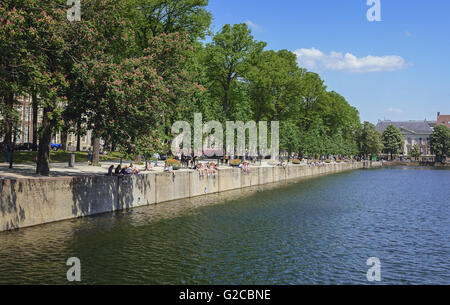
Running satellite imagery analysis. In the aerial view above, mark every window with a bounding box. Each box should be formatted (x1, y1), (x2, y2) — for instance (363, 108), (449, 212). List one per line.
(18, 125), (23, 142)
(24, 125), (29, 143)
(25, 106), (31, 122)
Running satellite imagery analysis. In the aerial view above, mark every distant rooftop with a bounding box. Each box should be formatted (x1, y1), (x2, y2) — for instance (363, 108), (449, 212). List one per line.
(376, 120), (433, 134)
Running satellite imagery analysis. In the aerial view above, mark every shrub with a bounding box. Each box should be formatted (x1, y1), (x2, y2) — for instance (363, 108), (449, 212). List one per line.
(229, 159), (242, 167)
(165, 159), (181, 170)
(292, 159), (301, 164)
(325, 159), (331, 163)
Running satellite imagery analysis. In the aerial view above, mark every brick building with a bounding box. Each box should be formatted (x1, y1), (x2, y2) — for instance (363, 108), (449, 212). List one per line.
(437, 112), (450, 128)
(1, 96), (93, 151)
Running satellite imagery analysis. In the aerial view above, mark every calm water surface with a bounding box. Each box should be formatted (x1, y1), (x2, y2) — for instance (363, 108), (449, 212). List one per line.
(0, 167), (449, 284)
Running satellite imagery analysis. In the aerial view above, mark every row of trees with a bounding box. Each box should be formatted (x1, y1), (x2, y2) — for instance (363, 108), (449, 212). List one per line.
(2, 0), (447, 175)
(1, 0), (207, 174)
(197, 24), (362, 159)
(355, 122), (403, 160)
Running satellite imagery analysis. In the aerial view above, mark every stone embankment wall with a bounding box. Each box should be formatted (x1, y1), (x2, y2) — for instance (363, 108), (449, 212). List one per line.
(0, 161), (382, 231)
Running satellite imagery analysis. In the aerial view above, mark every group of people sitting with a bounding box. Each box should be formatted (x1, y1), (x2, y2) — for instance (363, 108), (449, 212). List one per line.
(106, 163), (140, 176)
(238, 162), (251, 173)
(106, 160), (255, 178)
(195, 162), (217, 177)
(308, 161), (326, 167)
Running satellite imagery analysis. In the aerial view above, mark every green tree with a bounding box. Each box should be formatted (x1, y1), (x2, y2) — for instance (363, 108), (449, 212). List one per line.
(296, 72), (327, 131)
(74, 33), (199, 162)
(280, 120), (300, 160)
(314, 91), (360, 140)
(247, 50), (300, 123)
(430, 125), (450, 162)
(203, 23), (266, 115)
(382, 125), (404, 159)
(0, 0), (40, 168)
(355, 122), (383, 159)
(125, 0), (212, 51)
(410, 144), (421, 160)
(300, 119), (329, 157)
(0, 0), (78, 174)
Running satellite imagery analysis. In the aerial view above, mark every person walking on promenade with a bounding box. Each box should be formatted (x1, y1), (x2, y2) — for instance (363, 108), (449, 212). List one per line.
(153, 152), (159, 167)
(87, 147), (93, 164)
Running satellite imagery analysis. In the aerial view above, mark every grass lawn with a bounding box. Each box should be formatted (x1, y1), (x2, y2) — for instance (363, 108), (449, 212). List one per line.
(0, 150), (123, 164)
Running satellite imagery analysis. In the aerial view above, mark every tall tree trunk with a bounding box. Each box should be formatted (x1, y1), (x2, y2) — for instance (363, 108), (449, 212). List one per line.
(76, 121), (81, 152)
(61, 131), (68, 151)
(92, 137), (100, 166)
(36, 107), (53, 176)
(9, 121), (18, 169)
(4, 92), (15, 168)
(4, 127), (12, 168)
(32, 90), (39, 151)
(135, 154), (142, 163)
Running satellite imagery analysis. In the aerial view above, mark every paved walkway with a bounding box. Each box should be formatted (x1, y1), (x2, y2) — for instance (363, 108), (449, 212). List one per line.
(0, 160), (285, 180)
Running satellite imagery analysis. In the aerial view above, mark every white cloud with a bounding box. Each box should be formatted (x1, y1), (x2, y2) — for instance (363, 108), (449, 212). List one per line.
(294, 47), (406, 73)
(245, 20), (262, 32)
(405, 31), (413, 37)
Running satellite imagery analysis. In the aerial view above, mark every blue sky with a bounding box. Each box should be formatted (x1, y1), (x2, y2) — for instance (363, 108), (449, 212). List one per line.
(206, 0), (450, 124)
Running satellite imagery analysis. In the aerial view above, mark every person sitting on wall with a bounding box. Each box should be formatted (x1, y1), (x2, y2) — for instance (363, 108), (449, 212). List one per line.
(106, 165), (114, 176)
(115, 165), (122, 176)
(242, 162), (250, 174)
(164, 164), (173, 174)
(209, 163), (217, 177)
(129, 163), (139, 174)
(120, 167), (128, 176)
(164, 164), (176, 181)
(144, 162), (153, 171)
(205, 163), (213, 177)
(205, 163), (210, 176)
(196, 163), (204, 177)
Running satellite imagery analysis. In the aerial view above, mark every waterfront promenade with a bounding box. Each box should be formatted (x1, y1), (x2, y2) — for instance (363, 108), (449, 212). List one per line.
(0, 161), (381, 232)
(0, 161), (178, 180)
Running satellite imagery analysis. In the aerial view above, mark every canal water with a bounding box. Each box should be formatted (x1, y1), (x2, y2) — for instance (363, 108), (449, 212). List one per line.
(0, 167), (449, 284)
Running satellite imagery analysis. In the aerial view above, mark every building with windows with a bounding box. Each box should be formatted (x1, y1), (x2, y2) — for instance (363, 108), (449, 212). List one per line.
(376, 120), (433, 156)
(1, 96), (93, 151)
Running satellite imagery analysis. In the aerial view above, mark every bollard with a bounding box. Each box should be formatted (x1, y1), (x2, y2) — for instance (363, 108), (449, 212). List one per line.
(69, 153), (75, 168)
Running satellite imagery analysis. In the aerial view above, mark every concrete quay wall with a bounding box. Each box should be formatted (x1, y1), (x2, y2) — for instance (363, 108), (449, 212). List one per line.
(0, 161), (381, 231)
